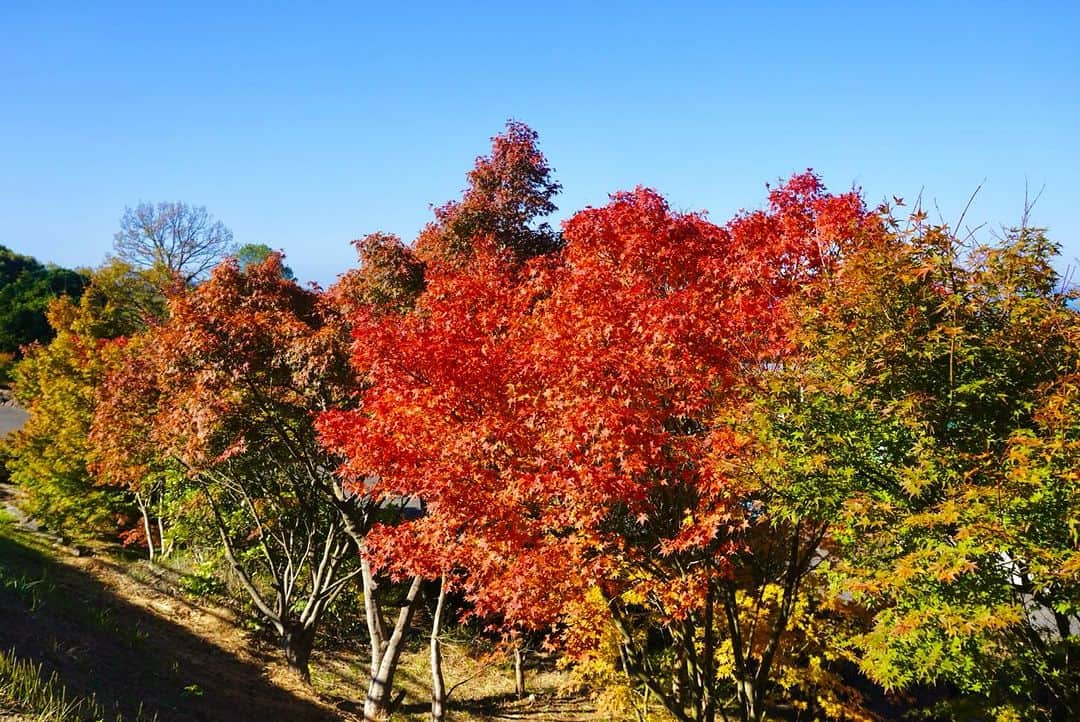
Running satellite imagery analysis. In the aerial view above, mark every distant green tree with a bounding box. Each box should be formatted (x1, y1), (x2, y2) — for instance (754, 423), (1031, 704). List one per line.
(0, 245), (87, 362)
(235, 243), (296, 280)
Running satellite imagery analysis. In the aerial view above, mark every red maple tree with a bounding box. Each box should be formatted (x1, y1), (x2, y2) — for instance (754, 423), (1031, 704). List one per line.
(320, 172), (877, 720)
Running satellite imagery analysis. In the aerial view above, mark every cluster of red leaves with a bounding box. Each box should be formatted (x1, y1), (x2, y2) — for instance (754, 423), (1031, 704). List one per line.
(318, 172), (878, 637)
(414, 120), (562, 264)
(93, 254), (353, 485)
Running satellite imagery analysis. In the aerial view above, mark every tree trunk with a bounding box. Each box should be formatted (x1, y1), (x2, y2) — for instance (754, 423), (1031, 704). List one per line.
(702, 584), (716, 722)
(282, 623), (316, 683)
(361, 554), (388, 678)
(156, 506), (169, 557)
(430, 576), (447, 722)
(134, 492), (155, 562)
(737, 677), (759, 722)
(514, 645), (526, 699)
(637, 685), (650, 722)
(364, 574), (424, 721)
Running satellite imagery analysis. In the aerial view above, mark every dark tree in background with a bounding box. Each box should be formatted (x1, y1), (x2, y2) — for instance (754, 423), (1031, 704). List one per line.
(113, 202), (236, 284)
(0, 245), (87, 381)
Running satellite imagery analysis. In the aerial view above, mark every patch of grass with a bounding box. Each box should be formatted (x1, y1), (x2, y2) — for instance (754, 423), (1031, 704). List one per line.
(0, 565), (52, 610)
(0, 521), (57, 611)
(0, 647), (155, 721)
(179, 684), (203, 698)
(0, 521), (144, 651)
(177, 562), (226, 598)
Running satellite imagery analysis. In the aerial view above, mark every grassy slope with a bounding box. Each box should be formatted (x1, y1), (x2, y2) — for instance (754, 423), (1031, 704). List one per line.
(0, 488), (599, 722)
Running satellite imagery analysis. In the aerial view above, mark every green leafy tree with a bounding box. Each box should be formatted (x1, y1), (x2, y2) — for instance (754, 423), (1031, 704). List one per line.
(768, 213), (1080, 720)
(0, 245), (87, 381)
(235, 243), (296, 280)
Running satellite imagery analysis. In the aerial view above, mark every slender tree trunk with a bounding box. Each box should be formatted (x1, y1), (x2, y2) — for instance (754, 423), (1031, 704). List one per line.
(430, 576), (447, 722)
(364, 574), (424, 721)
(636, 685), (650, 722)
(361, 555), (388, 679)
(514, 645), (526, 699)
(282, 623), (316, 683)
(134, 492), (155, 562)
(156, 515), (167, 556)
(673, 644), (687, 711)
(702, 584), (716, 722)
(156, 486), (170, 557)
(743, 677), (760, 716)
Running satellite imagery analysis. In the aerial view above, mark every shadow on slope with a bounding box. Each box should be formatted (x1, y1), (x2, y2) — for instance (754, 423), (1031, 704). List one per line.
(0, 527), (340, 722)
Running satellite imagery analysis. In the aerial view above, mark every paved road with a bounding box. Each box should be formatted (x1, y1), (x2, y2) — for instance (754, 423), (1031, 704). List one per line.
(0, 406), (27, 438)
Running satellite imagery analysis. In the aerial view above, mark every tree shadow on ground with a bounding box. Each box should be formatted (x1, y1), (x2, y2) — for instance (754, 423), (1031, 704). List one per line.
(0, 529), (340, 722)
(399, 693), (595, 722)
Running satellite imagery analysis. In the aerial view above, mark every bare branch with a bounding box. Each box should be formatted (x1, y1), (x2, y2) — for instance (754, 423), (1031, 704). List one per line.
(113, 201), (236, 283)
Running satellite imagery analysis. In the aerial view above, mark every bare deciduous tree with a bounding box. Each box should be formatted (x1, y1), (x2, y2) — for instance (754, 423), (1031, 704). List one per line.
(113, 201), (236, 283)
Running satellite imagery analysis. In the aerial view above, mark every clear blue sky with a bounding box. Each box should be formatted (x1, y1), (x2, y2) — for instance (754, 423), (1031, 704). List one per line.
(2, 1), (1077, 286)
